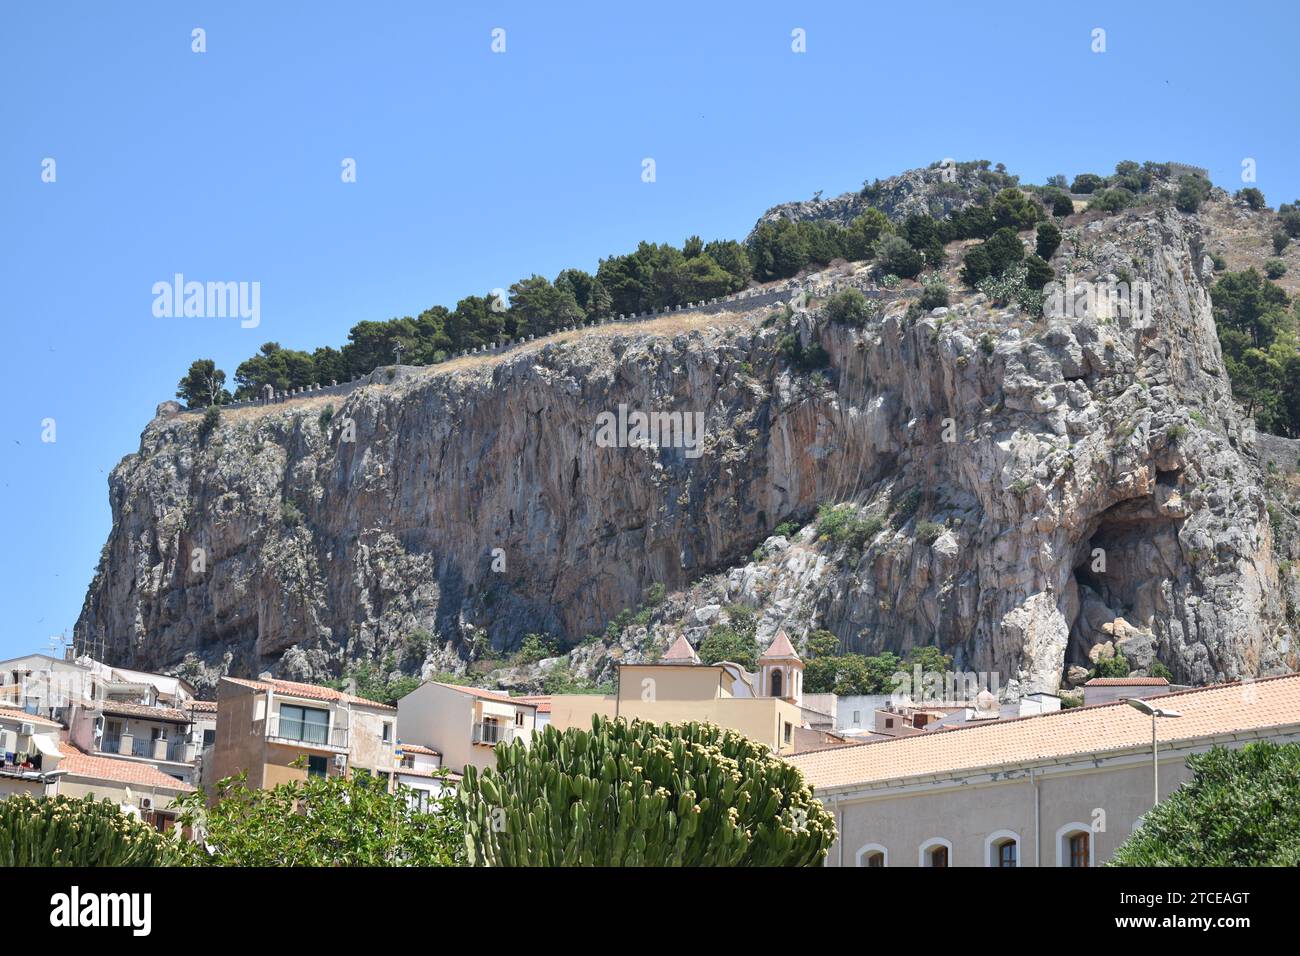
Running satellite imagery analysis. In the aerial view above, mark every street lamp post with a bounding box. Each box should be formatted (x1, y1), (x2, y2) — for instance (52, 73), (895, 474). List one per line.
(1124, 697), (1182, 807)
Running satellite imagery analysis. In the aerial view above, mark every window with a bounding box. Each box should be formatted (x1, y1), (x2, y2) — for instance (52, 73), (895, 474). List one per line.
(865, 851), (884, 867)
(852, 710), (860, 725)
(278, 705), (330, 745)
(783, 722), (792, 745)
(919, 839), (952, 867)
(202, 729), (215, 746)
(1056, 824), (1093, 867)
(771, 670), (783, 697)
(515, 711), (524, 727)
(885, 718), (894, 728)
(382, 722), (392, 743)
(985, 830), (1020, 867)
(1069, 832), (1090, 868)
(307, 755), (328, 778)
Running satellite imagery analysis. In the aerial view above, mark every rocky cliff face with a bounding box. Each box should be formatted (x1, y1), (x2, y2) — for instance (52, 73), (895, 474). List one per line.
(76, 177), (1296, 694)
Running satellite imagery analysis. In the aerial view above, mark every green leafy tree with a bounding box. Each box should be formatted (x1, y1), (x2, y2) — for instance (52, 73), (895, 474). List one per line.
(176, 359), (231, 408)
(825, 287), (874, 326)
(507, 275), (584, 338)
(1089, 652), (1130, 679)
(1174, 174), (1211, 214)
(1111, 742), (1300, 866)
(1236, 187), (1266, 210)
(1070, 173), (1105, 194)
(458, 716), (836, 865)
(1035, 221), (1062, 260)
(0, 793), (182, 866)
(991, 188), (1042, 231)
(175, 767), (462, 866)
(875, 235), (924, 279)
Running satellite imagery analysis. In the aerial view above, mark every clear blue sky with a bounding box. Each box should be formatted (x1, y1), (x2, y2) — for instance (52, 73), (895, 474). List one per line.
(1, 0), (1296, 661)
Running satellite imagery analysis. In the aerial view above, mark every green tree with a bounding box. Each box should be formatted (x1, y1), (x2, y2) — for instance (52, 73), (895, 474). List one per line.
(1111, 742), (1300, 866)
(175, 767), (462, 866)
(176, 358), (231, 408)
(1070, 173), (1105, 194)
(875, 235), (924, 279)
(825, 287), (874, 326)
(458, 716), (836, 865)
(1236, 187), (1266, 211)
(1174, 174), (1211, 214)
(991, 188), (1042, 231)
(1089, 652), (1130, 679)
(1035, 221), (1062, 260)
(507, 275), (584, 338)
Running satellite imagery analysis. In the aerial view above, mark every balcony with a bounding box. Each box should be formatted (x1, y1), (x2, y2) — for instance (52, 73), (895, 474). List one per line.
(471, 721), (516, 746)
(102, 734), (196, 765)
(256, 715), (348, 751)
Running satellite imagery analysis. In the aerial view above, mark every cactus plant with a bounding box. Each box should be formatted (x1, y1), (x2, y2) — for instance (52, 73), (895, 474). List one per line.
(458, 715), (836, 866)
(0, 793), (180, 867)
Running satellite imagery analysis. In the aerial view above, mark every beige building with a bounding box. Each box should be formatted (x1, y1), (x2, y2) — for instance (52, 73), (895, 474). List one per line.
(787, 673), (1300, 867)
(49, 741), (195, 831)
(397, 681), (537, 776)
(394, 742), (459, 810)
(0, 706), (63, 798)
(549, 632), (816, 756)
(210, 676), (397, 790)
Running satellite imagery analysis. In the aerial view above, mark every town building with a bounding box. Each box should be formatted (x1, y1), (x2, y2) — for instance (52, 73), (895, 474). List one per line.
(0, 707), (63, 798)
(209, 676), (397, 790)
(548, 632), (823, 755)
(48, 742), (195, 831)
(787, 673), (1300, 867)
(397, 681), (538, 775)
(394, 742), (459, 810)
(1081, 676), (1174, 707)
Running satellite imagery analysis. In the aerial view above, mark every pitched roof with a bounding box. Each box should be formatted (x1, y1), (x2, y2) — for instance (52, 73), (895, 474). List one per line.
(223, 676), (395, 710)
(661, 634), (700, 664)
(1083, 676), (1170, 686)
(514, 695), (552, 714)
(426, 682), (536, 708)
(397, 742), (440, 756)
(786, 673), (1300, 793)
(759, 630), (800, 663)
(98, 700), (191, 723)
(54, 742), (195, 792)
(186, 700), (218, 713)
(0, 707), (61, 728)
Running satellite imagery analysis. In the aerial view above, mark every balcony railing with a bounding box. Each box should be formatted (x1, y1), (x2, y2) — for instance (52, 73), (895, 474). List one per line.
(472, 721), (516, 746)
(102, 735), (196, 764)
(257, 715), (348, 750)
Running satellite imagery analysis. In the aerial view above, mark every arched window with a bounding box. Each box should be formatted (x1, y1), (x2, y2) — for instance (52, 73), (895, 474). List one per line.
(770, 669), (783, 698)
(984, 830), (1021, 868)
(1055, 824), (1094, 867)
(919, 838), (952, 867)
(855, 843), (888, 867)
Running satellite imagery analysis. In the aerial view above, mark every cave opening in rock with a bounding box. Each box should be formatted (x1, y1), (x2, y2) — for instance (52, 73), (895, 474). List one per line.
(1068, 495), (1184, 667)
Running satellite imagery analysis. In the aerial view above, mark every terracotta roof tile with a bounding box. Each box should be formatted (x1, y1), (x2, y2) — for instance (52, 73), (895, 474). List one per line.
(397, 743), (440, 756)
(223, 676), (395, 710)
(54, 742), (194, 792)
(661, 634), (700, 663)
(0, 707), (61, 728)
(98, 700), (191, 723)
(759, 630), (800, 662)
(514, 695), (552, 713)
(787, 673), (1300, 793)
(1083, 676), (1170, 686)
(186, 700), (218, 713)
